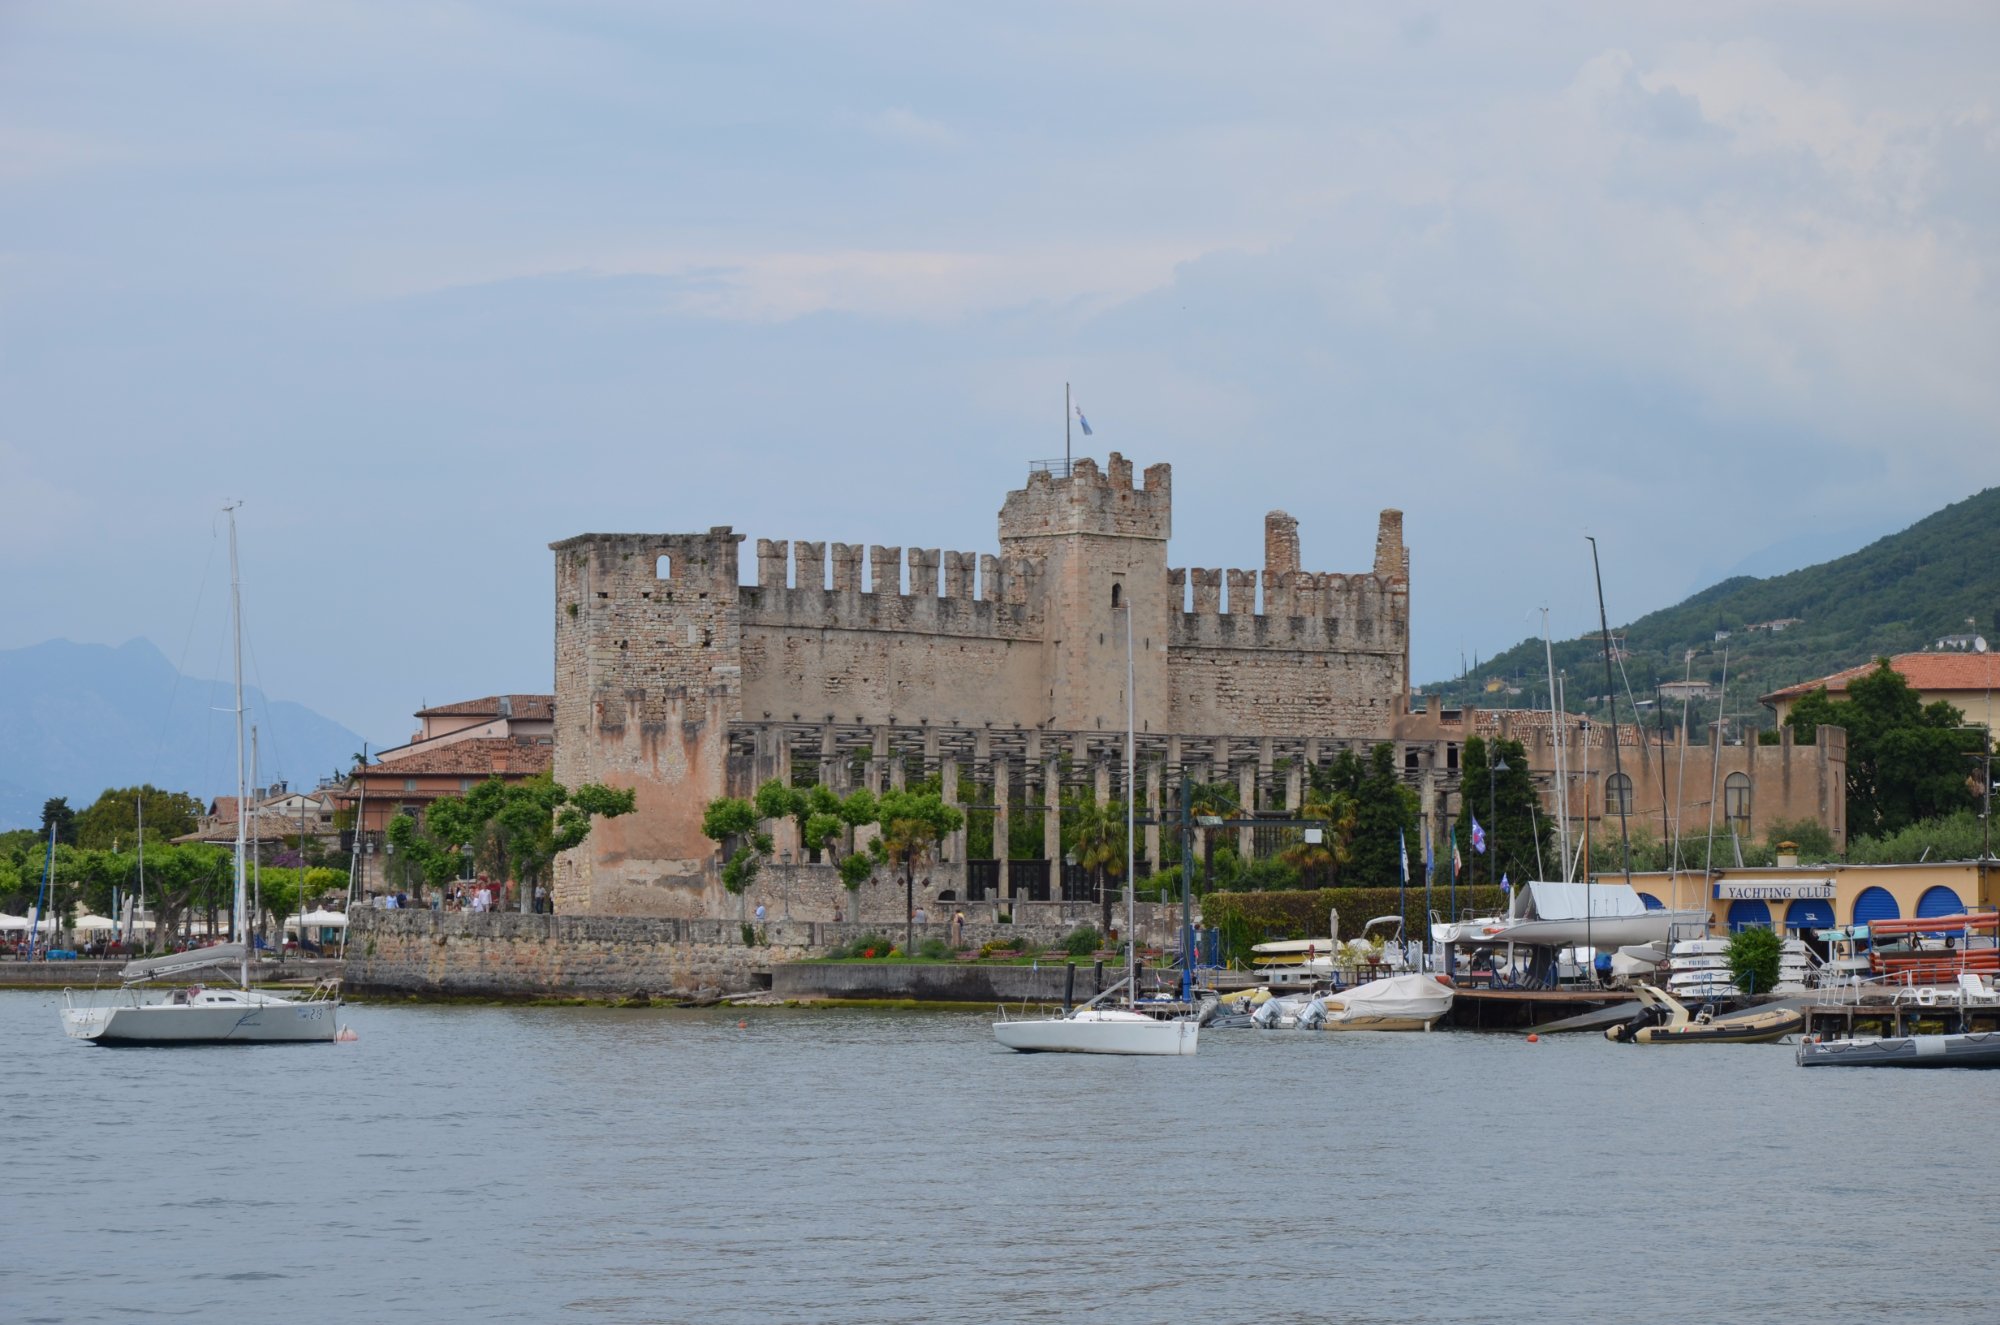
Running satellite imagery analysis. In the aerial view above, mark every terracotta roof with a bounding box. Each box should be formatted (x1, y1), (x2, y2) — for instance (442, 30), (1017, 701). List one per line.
(174, 809), (337, 845)
(351, 737), (553, 779)
(1760, 652), (2000, 705)
(415, 694), (554, 720)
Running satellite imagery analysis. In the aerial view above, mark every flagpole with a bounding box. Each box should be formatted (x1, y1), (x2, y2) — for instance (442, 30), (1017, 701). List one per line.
(1065, 381), (1071, 473)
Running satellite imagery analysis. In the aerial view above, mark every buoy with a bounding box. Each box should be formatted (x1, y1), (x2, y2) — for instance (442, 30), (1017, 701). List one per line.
(738, 1019), (748, 1028)
(1526, 1033), (1540, 1043)
(336, 1026), (359, 1042)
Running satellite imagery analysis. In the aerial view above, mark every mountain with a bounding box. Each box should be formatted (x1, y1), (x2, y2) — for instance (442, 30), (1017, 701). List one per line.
(0, 638), (371, 831)
(1423, 486), (2000, 723)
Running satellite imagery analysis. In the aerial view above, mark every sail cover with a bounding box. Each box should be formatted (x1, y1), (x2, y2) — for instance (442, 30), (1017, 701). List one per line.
(119, 943), (249, 982)
(1525, 881), (1648, 921)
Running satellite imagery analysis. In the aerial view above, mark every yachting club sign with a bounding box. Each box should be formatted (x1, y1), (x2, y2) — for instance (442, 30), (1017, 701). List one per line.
(1715, 879), (1837, 901)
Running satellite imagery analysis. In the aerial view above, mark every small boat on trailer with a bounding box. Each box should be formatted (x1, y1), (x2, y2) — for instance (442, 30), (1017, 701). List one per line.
(1798, 1030), (2000, 1069)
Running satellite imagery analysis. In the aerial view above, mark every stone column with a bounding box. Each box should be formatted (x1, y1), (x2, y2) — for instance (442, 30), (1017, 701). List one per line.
(1145, 761), (1162, 872)
(1042, 756), (1061, 865)
(1237, 760), (1256, 859)
(994, 757), (1011, 902)
(1285, 760), (1302, 814)
(942, 755), (962, 864)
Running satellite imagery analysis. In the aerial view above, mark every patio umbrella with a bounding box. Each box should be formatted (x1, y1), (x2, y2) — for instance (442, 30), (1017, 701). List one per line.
(73, 914), (119, 932)
(0, 913), (27, 931)
(298, 909), (349, 927)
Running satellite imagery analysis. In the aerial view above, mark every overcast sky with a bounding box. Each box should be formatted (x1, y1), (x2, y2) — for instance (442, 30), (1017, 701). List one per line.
(3, 1), (1996, 754)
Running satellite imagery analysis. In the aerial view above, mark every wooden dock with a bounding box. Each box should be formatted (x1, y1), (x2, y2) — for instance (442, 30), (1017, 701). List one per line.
(1801, 997), (2000, 1040)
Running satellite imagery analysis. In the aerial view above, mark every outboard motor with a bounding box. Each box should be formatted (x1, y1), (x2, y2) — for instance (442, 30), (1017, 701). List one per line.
(1251, 996), (1284, 1030)
(1298, 996), (1328, 1030)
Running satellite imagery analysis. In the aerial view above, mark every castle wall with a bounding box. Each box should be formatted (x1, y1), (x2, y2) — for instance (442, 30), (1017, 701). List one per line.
(552, 457), (1418, 916)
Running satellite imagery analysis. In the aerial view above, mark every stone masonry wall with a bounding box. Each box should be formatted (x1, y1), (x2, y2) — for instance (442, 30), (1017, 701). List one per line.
(344, 907), (1185, 1000)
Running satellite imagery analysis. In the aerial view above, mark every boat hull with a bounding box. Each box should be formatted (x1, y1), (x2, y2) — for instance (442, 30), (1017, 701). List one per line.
(1634, 1008), (1802, 1045)
(62, 994), (340, 1045)
(1797, 1031), (2000, 1068)
(993, 1012), (1199, 1056)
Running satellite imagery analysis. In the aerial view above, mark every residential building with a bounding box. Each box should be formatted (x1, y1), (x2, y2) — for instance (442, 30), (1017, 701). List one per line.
(1760, 652), (2000, 737)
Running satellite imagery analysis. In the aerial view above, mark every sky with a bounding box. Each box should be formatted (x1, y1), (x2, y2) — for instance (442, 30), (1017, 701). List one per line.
(3, 1), (1997, 750)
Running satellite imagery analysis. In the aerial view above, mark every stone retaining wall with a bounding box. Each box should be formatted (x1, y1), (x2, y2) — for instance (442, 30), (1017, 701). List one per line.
(343, 906), (1187, 1001)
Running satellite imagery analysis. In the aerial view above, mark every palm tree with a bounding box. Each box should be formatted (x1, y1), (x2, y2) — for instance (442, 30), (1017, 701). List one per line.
(1068, 802), (1127, 933)
(1283, 789), (1358, 887)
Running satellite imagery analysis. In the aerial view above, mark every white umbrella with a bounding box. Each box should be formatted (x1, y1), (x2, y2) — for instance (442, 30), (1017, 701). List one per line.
(0, 913), (27, 932)
(73, 914), (119, 932)
(298, 909), (349, 928)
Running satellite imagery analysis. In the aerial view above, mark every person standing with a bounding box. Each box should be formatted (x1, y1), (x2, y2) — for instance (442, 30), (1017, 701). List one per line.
(952, 910), (965, 947)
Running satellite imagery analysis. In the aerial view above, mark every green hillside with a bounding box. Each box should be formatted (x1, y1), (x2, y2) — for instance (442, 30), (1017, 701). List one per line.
(1423, 486), (2000, 730)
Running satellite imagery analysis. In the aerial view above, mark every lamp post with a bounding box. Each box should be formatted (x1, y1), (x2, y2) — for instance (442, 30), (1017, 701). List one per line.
(1490, 754), (1510, 894)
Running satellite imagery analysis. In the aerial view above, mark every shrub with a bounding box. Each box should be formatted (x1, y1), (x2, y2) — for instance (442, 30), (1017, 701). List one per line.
(916, 937), (952, 960)
(832, 932), (899, 960)
(1727, 926), (1783, 995)
(979, 938), (1017, 957)
(1014, 936), (1041, 958)
(1061, 925), (1101, 957)
(740, 922), (757, 947)
(1198, 886), (1508, 966)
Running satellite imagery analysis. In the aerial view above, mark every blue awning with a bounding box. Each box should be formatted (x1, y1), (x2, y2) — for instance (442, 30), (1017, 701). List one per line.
(1785, 898), (1835, 933)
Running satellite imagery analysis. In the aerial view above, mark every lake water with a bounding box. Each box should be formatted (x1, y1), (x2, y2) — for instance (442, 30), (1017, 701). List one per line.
(3, 990), (1995, 1324)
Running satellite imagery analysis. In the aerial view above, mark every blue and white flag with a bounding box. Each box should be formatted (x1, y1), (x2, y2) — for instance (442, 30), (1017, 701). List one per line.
(1398, 829), (1410, 884)
(1470, 814), (1487, 854)
(1501, 873), (1512, 891)
(1074, 403), (1093, 436)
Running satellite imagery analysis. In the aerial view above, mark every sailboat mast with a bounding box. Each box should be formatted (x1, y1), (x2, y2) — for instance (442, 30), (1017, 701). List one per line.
(1541, 609), (1569, 880)
(135, 794), (145, 949)
(1587, 536), (1633, 968)
(1124, 600), (1135, 1002)
(227, 503), (249, 990)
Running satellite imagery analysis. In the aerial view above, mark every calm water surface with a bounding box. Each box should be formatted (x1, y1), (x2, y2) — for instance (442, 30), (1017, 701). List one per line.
(2, 990), (1995, 1324)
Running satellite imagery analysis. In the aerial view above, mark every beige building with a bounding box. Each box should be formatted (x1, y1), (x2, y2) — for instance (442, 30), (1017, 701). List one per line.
(1761, 651), (2000, 737)
(1626, 859), (1996, 934)
(552, 454), (1415, 916)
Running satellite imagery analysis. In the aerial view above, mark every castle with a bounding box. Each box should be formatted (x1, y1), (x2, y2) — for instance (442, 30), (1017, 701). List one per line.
(550, 454), (1413, 915)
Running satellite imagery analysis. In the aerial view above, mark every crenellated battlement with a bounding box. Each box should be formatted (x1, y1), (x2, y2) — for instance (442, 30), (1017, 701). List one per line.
(998, 451), (1172, 549)
(736, 537), (1047, 640)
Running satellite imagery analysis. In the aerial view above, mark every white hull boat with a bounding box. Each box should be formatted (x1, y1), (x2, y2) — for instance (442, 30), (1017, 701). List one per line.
(993, 1007), (1199, 1056)
(62, 985), (340, 1045)
(61, 943), (343, 1046)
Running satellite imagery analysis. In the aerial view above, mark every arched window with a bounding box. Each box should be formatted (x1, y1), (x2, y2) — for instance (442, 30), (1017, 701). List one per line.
(1724, 772), (1752, 828)
(1605, 772), (1632, 815)
(1111, 582), (1122, 609)
(656, 554), (673, 580)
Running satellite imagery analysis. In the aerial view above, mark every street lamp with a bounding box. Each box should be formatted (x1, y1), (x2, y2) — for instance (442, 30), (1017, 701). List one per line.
(1490, 754), (1510, 893)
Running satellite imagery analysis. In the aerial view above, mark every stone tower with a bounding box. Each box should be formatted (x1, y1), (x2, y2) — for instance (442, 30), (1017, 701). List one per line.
(550, 526), (746, 913)
(997, 454), (1173, 733)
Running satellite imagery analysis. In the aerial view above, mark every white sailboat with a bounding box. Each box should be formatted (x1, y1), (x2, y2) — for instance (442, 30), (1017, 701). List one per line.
(994, 601), (1199, 1056)
(61, 505), (346, 1046)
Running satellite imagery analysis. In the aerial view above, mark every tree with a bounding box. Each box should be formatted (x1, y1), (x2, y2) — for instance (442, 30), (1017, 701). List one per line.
(1727, 925), (1783, 996)
(1785, 661), (1982, 837)
(1453, 736), (1551, 889)
(74, 786), (203, 850)
(1282, 787), (1357, 886)
(1307, 744), (1415, 885)
(1064, 799), (1128, 931)
(867, 788), (963, 951)
(402, 774), (636, 912)
(41, 797), (76, 846)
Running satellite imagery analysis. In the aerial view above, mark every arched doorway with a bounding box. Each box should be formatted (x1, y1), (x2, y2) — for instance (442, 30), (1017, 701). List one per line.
(1916, 884), (1967, 936)
(1786, 898), (1836, 961)
(1727, 899), (1773, 932)
(1852, 886), (1900, 928)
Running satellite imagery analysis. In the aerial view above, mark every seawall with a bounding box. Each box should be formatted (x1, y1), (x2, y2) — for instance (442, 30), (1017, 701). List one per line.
(342, 909), (1181, 1001)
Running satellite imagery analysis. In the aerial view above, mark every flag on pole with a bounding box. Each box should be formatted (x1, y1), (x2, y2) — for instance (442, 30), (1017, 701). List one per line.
(1398, 829), (1410, 885)
(1471, 814), (1487, 854)
(1501, 873), (1511, 891)
(1073, 403), (1093, 436)
(1451, 832), (1462, 878)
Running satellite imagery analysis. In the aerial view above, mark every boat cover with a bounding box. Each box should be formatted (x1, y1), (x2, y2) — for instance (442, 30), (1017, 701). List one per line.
(1330, 973), (1454, 1022)
(1525, 881), (1648, 921)
(119, 944), (249, 982)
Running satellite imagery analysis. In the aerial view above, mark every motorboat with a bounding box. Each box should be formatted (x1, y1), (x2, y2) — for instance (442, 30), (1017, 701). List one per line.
(62, 945), (342, 1045)
(1302, 972), (1453, 1031)
(1605, 985), (1801, 1045)
(1798, 1030), (2000, 1069)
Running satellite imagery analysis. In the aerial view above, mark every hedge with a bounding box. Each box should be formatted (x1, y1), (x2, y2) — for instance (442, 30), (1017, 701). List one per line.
(1199, 887), (1509, 965)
